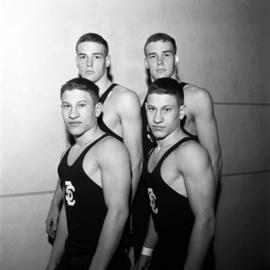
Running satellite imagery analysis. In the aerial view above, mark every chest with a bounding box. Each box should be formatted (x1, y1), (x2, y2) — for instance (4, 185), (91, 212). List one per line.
(101, 96), (122, 135)
(148, 151), (187, 197)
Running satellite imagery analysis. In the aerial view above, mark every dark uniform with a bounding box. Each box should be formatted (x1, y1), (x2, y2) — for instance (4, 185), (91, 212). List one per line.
(144, 137), (215, 269)
(57, 134), (129, 270)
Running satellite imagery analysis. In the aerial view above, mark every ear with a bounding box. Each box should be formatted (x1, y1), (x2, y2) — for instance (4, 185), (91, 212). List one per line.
(179, 104), (185, 120)
(105, 55), (111, 68)
(144, 58), (149, 69)
(75, 55), (79, 68)
(175, 54), (179, 64)
(95, 102), (103, 117)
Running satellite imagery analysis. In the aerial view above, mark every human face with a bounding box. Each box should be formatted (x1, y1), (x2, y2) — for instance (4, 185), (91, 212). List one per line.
(76, 41), (110, 83)
(146, 93), (181, 140)
(61, 89), (101, 138)
(145, 41), (177, 81)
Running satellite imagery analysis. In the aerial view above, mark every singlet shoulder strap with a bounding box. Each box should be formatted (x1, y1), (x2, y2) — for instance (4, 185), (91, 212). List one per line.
(157, 137), (196, 168)
(179, 81), (187, 88)
(61, 146), (72, 163)
(76, 134), (109, 164)
(100, 83), (118, 104)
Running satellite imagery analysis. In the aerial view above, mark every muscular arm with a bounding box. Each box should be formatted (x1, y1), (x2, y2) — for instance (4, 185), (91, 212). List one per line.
(45, 193), (67, 270)
(191, 87), (222, 183)
(179, 143), (216, 270)
(46, 179), (63, 238)
(89, 139), (131, 270)
(118, 89), (143, 201)
(134, 214), (158, 270)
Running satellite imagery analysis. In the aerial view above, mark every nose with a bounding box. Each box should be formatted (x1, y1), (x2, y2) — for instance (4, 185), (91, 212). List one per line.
(157, 55), (164, 65)
(153, 110), (163, 123)
(69, 106), (79, 119)
(87, 56), (93, 67)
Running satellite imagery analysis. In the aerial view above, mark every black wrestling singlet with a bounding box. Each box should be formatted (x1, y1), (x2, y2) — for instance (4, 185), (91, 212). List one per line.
(98, 83), (123, 141)
(144, 136), (215, 269)
(144, 137), (195, 269)
(57, 134), (130, 269)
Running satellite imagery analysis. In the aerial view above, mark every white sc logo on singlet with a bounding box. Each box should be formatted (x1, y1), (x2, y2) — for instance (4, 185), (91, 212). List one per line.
(65, 181), (76, 206)
(148, 188), (158, 214)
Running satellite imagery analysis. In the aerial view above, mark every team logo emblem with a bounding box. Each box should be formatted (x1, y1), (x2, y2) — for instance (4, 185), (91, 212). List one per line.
(65, 181), (75, 206)
(148, 188), (158, 214)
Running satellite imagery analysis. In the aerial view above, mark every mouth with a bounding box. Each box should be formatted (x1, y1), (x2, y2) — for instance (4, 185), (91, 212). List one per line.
(85, 70), (95, 75)
(151, 125), (165, 131)
(68, 122), (82, 127)
(156, 68), (166, 73)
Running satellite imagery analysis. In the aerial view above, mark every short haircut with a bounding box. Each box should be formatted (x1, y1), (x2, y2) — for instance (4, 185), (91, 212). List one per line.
(75, 33), (109, 56)
(144, 33), (177, 56)
(60, 77), (100, 105)
(147, 77), (184, 106)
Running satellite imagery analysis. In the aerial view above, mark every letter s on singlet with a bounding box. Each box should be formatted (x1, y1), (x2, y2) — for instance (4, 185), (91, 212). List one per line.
(148, 188), (158, 214)
(65, 181), (76, 206)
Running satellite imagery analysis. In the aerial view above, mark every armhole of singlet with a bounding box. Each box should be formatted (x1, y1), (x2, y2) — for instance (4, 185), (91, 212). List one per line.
(99, 83), (117, 103)
(157, 137), (196, 167)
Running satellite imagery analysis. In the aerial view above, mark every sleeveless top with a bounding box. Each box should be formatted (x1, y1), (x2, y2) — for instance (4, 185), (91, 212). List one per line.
(58, 134), (109, 248)
(98, 83), (123, 142)
(143, 137), (196, 267)
(141, 82), (198, 159)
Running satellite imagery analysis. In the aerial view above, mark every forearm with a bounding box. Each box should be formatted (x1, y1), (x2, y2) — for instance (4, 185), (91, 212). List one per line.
(131, 157), (143, 202)
(50, 179), (63, 210)
(142, 214), (158, 249)
(47, 208), (68, 268)
(211, 151), (222, 184)
(184, 216), (215, 270)
(90, 207), (129, 270)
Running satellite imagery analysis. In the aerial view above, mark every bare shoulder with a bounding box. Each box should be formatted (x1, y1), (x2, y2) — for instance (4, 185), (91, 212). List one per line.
(111, 84), (141, 108)
(184, 83), (214, 115)
(60, 146), (70, 160)
(174, 139), (210, 168)
(95, 135), (130, 161)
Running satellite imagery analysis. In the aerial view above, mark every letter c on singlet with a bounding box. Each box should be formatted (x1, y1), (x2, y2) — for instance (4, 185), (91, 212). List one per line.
(148, 188), (158, 214)
(65, 181), (76, 206)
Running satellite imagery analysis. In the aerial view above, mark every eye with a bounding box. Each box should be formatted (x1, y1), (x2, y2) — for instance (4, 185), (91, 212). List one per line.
(163, 53), (172, 58)
(78, 55), (86, 59)
(94, 55), (102, 59)
(148, 54), (156, 60)
(163, 108), (172, 112)
(62, 104), (70, 109)
(147, 107), (155, 112)
(78, 103), (86, 108)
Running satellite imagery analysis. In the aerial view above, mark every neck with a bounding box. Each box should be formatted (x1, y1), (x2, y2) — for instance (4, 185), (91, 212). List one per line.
(74, 125), (103, 146)
(95, 74), (112, 96)
(156, 127), (186, 150)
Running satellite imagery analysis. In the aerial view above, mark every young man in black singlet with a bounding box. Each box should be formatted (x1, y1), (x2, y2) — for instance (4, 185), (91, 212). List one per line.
(134, 78), (216, 270)
(46, 33), (143, 240)
(132, 33), (222, 260)
(45, 78), (131, 270)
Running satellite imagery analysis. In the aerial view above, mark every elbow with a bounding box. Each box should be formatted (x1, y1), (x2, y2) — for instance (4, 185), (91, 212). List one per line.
(111, 206), (129, 228)
(205, 214), (216, 240)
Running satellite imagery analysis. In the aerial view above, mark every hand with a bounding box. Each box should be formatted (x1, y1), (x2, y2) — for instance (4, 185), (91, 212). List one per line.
(44, 261), (56, 270)
(133, 254), (152, 270)
(46, 205), (60, 238)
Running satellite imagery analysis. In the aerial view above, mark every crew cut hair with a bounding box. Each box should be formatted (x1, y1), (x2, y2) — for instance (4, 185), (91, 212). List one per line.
(60, 77), (100, 105)
(147, 77), (184, 106)
(144, 33), (177, 56)
(75, 33), (109, 56)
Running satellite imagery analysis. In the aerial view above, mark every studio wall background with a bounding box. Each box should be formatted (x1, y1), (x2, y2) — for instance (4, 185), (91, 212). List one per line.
(1, 0), (269, 269)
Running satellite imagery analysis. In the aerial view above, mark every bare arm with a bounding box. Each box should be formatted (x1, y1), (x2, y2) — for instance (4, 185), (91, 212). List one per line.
(134, 214), (158, 270)
(118, 89), (143, 201)
(46, 179), (63, 238)
(45, 194), (68, 270)
(89, 139), (131, 270)
(191, 87), (222, 183)
(179, 143), (216, 270)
